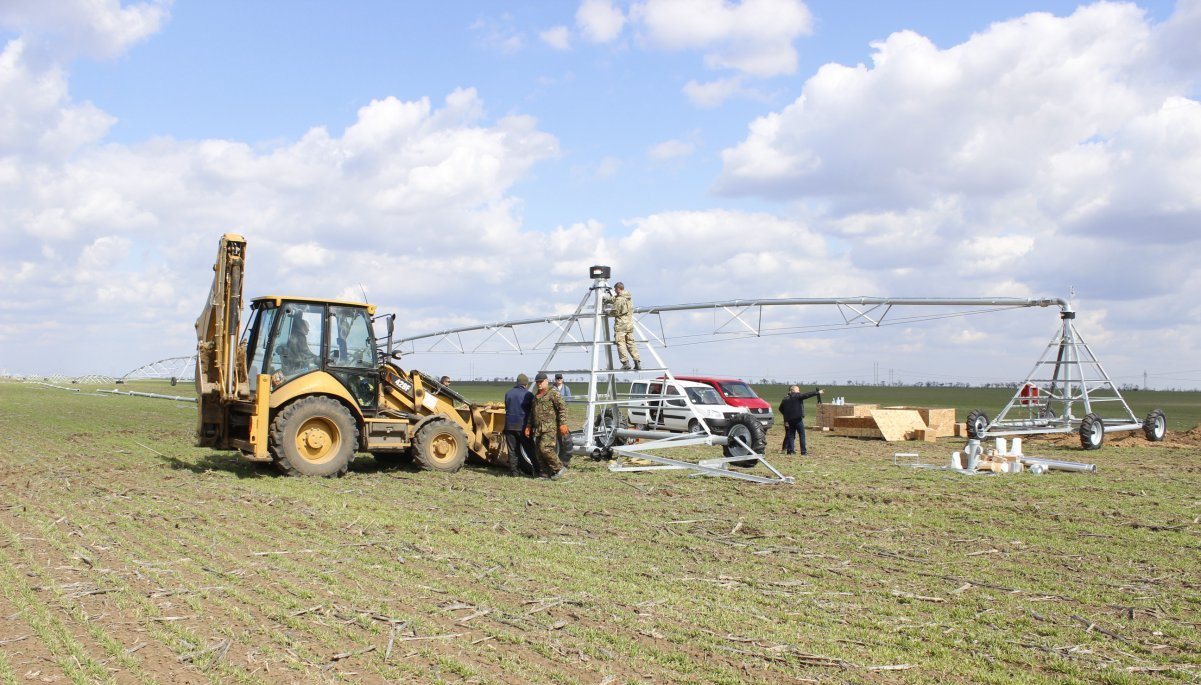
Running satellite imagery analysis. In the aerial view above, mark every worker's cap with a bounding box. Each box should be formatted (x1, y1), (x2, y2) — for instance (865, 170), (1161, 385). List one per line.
(554, 373), (564, 380)
(517, 373), (529, 385)
(534, 371), (548, 382)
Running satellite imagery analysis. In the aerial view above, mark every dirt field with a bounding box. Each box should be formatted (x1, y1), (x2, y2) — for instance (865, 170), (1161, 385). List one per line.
(1, 380), (1198, 684)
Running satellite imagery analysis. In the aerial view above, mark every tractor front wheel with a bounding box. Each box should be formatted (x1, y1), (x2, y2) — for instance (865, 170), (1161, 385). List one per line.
(413, 419), (469, 473)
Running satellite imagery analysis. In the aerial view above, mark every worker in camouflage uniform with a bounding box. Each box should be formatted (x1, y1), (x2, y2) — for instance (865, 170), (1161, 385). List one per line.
(603, 281), (641, 371)
(524, 371), (569, 479)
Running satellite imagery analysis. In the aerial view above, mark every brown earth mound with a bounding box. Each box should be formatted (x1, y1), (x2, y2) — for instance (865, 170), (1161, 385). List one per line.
(1028, 426), (1201, 449)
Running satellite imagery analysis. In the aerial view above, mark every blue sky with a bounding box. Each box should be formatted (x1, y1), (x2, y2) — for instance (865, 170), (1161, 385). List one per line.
(0, 0), (1198, 388)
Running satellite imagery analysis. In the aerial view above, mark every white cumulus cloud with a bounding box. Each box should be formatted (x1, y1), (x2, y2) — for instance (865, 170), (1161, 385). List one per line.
(576, 0), (626, 43)
(0, 0), (170, 60)
(633, 0), (812, 77)
(648, 138), (695, 161)
(540, 25), (572, 50)
(711, 1), (1201, 370)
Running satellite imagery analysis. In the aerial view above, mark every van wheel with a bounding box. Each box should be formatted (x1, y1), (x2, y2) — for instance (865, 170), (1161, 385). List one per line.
(724, 414), (767, 467)
(687, 419), (704, 434)
(270, 397), (358, 477)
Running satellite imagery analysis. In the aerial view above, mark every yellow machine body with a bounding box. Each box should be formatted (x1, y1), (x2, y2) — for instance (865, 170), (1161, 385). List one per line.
(195, 234), (507, 475)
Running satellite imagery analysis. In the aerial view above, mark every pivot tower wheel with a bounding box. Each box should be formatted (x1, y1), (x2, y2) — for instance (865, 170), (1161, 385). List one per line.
(965, 410), (989, 440)
(723, 413), (767, 467)
(412, 418), (469, 472)
(1079, 412), (1105, 450)
(1143, 409), (1167, 442)
(270, 396), (359, 477)
(591, 407), (628, 461)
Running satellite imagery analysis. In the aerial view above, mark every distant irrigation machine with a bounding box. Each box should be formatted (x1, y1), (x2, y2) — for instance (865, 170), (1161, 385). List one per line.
(393, 270), (1166, 484)
(965, 308), (1166, 450)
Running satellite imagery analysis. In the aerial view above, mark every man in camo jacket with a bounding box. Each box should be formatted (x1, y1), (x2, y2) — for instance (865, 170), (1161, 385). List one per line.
(603, 281), (641, 371)
(524, 371), (569, 479)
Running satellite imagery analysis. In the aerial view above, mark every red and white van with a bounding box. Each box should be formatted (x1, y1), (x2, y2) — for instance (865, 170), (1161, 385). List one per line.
(669, 376), (774, 429)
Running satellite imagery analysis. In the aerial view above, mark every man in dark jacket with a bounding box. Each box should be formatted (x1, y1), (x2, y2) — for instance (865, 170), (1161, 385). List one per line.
(504, 374), (536, 476)
(779, 385), (822, 455)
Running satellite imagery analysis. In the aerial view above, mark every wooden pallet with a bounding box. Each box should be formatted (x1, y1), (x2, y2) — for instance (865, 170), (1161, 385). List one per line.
(827, 404), (958, 442)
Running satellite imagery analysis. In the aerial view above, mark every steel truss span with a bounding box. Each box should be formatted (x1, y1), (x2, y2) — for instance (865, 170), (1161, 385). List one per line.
(392, 296), (1068, 356)
(120, 355), (197, 382)
(393, 291), (1159, 449)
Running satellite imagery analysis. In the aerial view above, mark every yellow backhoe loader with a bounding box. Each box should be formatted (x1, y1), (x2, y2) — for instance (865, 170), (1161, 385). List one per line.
(195, 233), (507, 476)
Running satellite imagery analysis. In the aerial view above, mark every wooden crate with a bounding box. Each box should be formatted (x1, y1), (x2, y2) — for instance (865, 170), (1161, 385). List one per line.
(817, 403), (878, 429)
(869, 409), (928, 441)
(886, 406), (957, 438)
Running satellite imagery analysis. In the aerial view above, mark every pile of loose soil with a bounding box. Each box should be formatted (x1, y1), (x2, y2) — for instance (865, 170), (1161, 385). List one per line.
(1027, 426), (1199, 449)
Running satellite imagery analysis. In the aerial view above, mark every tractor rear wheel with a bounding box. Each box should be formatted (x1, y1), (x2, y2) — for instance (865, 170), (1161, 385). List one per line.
(270, 397), (358, 477)
(413, 419), (469, 472)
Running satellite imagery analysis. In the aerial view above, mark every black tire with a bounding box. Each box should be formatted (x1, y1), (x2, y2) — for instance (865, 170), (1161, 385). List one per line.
(1079, 412), (1105, 450)
(413, 418), (469, 472)
(594, 407), (628, 450)
(371, 449), (414, 466)
(1143, 409), (1166, 442)
(687, 419), (704, 434)
(269, 397), (358, 477)
(724, 413), (767, 467)
(966, 409), (989, 440)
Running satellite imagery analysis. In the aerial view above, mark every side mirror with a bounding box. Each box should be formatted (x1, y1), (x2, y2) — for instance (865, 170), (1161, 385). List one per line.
(390, 350), (404, 360)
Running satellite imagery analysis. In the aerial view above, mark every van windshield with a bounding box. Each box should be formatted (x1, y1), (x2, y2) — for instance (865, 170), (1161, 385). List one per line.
(718, 381), (758, 399)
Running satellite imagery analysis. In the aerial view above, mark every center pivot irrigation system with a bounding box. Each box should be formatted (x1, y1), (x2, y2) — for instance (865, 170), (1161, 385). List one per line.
(391, 268), (1165, 484)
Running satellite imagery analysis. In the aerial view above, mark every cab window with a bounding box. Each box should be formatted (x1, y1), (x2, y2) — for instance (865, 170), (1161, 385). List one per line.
(271, 303), (324, 383)
(327, 306), (376, 369)
(246, 304), (278, 381)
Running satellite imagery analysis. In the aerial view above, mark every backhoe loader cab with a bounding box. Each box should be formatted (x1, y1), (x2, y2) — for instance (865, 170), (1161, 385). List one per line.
(243, 297), (380, 409)
(196, 233), (507, 477)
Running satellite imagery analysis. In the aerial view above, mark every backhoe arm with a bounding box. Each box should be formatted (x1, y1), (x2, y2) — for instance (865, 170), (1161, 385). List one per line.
(196, 233), (248, 445)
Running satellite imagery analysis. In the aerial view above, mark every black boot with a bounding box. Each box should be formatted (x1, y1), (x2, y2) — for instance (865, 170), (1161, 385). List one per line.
(633, 360), (642, 371)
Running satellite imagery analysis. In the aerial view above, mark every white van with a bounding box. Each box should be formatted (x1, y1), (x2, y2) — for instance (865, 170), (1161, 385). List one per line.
(626, 379), (749, 434)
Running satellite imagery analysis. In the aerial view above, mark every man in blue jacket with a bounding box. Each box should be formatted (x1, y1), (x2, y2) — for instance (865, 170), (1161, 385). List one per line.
(779, 385), (822, 455)
(504, 374), (536, 476)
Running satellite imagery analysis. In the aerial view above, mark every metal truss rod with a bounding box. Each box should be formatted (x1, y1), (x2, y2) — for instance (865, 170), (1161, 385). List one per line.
(394, 297), (1068, 345)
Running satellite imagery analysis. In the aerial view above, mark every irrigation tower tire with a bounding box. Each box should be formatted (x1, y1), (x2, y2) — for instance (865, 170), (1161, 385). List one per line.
(724, 413), (767, 467)
(270, 397), (357, 477)
(412, 418), (469, 473)
(965, 410), (989, 440)
(1079, 413), (1105, 450)
(1142, 409), (1167, 442)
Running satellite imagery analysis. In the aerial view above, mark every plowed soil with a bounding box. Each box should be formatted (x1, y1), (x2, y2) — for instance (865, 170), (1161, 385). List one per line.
(2, 381), (1199, 684)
